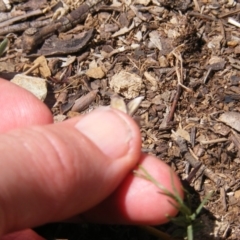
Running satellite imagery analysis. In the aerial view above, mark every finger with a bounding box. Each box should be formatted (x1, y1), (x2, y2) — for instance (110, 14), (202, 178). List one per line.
(0, 229), (44, 240)
(79, 154), (183, 225)
(0, 78), (53, 132)
(0, 108), (141, 235)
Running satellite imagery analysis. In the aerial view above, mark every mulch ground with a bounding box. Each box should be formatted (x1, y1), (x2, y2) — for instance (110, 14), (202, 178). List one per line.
(1, 0), (240, 239)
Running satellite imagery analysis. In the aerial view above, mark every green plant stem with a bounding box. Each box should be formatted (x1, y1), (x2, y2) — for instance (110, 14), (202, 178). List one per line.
(187, 224), (193, 240)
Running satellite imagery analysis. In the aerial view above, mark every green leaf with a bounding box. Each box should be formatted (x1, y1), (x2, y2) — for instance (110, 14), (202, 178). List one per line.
(134, 165), (210, 240)
(0, 38), (8, 57)
(137, 165), (191, 215)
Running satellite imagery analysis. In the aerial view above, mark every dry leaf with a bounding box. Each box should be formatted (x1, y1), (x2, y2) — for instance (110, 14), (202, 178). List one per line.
(61, 56), (76, 67)
(219, 112), (240, 132)
(110, 95), (128, 113)
(174, 128), (191, 142)
(149, 31), (162, 51)
(110, 95), (143, 116)
(127, 96), (144, 116)
(112, 21), (135, 37)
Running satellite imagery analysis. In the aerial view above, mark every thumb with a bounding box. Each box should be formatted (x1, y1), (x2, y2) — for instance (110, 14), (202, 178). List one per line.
(0, 108), (141, 235)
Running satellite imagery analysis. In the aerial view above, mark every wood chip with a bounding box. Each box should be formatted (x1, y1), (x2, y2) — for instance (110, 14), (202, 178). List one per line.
(86, 66), (105, 79)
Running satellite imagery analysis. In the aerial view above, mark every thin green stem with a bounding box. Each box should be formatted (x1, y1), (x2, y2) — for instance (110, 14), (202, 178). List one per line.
(0, 38), (8, 57)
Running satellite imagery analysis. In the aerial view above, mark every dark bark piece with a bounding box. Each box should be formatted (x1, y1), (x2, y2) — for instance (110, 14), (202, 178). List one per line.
(175, 135), (225, 187)
(22, 22), (63, 53)
(119, 13), (129, 27)
(28, 29), (94, 56)
(21, 1), (101, 53)
(71, 90), (98, 112)
(0, 19), (50, 35)
(158, 0), (191, 11)
(0, 9), (43, 28)
(167, 85), (182, 124)
(0, 10), (24, 23)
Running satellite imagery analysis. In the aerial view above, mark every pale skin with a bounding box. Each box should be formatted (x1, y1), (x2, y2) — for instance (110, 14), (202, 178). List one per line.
(0, 78), (183, 240)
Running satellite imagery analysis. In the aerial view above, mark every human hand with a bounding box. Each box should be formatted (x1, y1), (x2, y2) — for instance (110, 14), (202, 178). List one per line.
(0, 78), (183, 240)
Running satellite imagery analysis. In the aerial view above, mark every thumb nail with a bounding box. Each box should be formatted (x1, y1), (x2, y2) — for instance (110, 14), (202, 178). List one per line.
(75, 108), (134, 159)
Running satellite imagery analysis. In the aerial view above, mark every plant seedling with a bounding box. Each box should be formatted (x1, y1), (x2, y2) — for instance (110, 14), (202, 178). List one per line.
(134, 165), (213, 240)
(110, 94), (212, 239)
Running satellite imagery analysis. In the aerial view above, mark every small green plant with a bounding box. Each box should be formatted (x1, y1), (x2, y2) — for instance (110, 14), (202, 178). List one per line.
(134, 165), (212, 240)
(0, 38), (8, 57)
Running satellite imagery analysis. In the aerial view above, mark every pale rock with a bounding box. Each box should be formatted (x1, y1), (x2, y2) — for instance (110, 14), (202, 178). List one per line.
(54, 114), (67, 123)
(110, 71), (142, 99)
(11, 74), (47, 101)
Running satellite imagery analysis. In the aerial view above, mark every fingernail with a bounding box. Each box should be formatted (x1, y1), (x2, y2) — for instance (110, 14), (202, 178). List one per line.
(75, 108), (133, 159)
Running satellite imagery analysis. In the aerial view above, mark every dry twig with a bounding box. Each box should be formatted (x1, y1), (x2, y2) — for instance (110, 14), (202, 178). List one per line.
(173, 133), (224, 187)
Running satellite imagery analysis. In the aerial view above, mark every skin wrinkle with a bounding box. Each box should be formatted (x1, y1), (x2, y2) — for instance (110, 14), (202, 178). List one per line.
(0, 126), (77, 232)
(1, 128), (78, 233)
(32, 127), (72, 184)
(0, 126), (86, 233)
(25, 126), (82, 201)
(8, 128), (62, 191)
(7, 121), (133, 217)
(74, 109), (141, 204)
(0, 131), (62, 231)
(43, 127), (109, 205)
